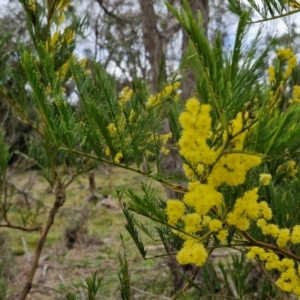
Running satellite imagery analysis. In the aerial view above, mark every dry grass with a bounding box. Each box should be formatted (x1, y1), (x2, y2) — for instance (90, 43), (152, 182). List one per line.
(1, 164), (176, 299)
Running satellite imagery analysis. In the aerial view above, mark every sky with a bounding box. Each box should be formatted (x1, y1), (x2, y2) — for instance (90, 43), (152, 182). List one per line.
(0, 0), (299, 105)
(1, 0), (300, 72)
(1, 0), (298, 47)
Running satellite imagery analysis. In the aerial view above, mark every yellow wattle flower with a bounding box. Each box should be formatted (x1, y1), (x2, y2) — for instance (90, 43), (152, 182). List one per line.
(260, 173), (272, 186)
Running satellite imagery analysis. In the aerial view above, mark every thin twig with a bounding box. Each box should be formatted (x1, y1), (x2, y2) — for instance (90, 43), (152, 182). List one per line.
(1, 185), (41, 232)
(132, 286), (171, 300)
(240, 230), (300, 263)
(94, 0), (131, 23)
(59, 147), (188, 193)
(0, 223), (41, 231)
(144, 251), (177, 260)
(248, 9), (300, 24)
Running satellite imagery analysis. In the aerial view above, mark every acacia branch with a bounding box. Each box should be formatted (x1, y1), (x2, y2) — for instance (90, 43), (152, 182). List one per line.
(240, 230), (300, 263)
(59, 147), (188, 193)
(248, 9), (300, 24)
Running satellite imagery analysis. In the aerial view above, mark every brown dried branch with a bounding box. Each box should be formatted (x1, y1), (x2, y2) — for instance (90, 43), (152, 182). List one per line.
(6, 172), (39, 209)
(0, 223), (41, 231)
(0, 203), (41, 230)
(0, 177), (43, 232)
(19, 182), (66, 300)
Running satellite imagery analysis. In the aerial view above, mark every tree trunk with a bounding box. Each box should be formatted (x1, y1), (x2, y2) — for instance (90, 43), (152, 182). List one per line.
(138, 0), (166, 93)
(181, 0), (209, 100)
(139, 0), (210, 294)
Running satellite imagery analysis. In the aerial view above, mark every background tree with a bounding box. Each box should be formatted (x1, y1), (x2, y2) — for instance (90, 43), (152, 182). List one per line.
(0, 2), (33, 167)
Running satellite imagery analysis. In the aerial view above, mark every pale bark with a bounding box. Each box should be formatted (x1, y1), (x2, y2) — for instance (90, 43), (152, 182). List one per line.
(138, 0), (166, 93)
(181, 0), (209, 100)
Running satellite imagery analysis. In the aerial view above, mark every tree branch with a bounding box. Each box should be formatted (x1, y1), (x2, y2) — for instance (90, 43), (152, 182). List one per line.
(18, 183), (66, 300)
(0, 224), (41, 231)
(94, 0), (130, 24)
(161, 20), (180, 41)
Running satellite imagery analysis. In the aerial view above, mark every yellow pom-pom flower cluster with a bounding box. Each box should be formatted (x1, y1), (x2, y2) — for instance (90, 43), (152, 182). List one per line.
(276, 48), (298, 79)
(114, 152), (123, 163)
(183, 213), (201, 234)
(183, 182), (223, 216)
(177, 239), (208, 266)
(229, 111), (247, 150)
(29, 0), (36, 12)
(166, 200), (185, 226)
(118, 87), (133, 108)
(257, 219), (300, 248)
(247, 247), (300, 295)
(267, 66), (276, 83)
(226, 188), (270, 231)
(178, 98), (220, 167)
(208, 153), (262, 187)
(288, 160), (298, 178)
(288, 0), (300, 9)
(146, 82), (180, 108)
(166, 97), (265, 267)
(290, 86), (300, 104)
(276, 160), (298, 178)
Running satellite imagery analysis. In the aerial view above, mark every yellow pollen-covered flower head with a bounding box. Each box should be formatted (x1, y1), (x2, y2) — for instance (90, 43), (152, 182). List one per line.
(260, 173), (272, 186)
(166, 200), (185, 226)
(176, 240), (208, 267)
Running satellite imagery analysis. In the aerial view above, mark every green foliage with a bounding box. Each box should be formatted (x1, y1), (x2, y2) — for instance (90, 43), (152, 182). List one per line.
(0, 34), (11, 82)
(65, 271), (102, 300)
(250, 102), (300, 156)
(65, 293), (77, 300)
(122, 204), (147, 259)
(70, 60), (174, 173)
(86, 272), (102, 300)
(118, 235), (131, 300)
(167, 0), (274, 135)
(0, 130), (9, 182)
(0, 1), (95, 187)
(227, 0), (300, 22)
(0, 1), (101, 299)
